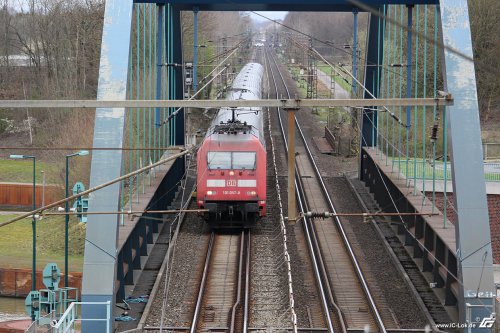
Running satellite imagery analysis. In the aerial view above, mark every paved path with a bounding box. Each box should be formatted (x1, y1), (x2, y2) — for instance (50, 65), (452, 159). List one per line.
(317, 69), (350, 99)
(0, 211), (27, 215)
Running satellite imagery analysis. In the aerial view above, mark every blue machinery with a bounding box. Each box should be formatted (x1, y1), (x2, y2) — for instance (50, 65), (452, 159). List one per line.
(82, 0), (494, 331)
(25, 263), (79, 323)
(72, 182), (89, 223)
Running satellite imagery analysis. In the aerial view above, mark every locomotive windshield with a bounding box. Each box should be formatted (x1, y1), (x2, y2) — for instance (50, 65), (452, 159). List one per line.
(207, 151), (256, 170)
(207, 152), (231, 169)
(232, 152), (256, 169)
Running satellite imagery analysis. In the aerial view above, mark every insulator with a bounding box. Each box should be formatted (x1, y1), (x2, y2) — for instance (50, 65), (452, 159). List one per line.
(305, 211), (330, 219)
(430, 121), (439, 143)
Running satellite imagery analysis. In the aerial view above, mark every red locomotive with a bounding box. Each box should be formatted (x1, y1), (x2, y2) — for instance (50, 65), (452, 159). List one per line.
(196, 63), (266, 226)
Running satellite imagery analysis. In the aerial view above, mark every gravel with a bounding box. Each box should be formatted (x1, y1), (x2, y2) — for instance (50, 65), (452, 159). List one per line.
(145, 205), (211, 327)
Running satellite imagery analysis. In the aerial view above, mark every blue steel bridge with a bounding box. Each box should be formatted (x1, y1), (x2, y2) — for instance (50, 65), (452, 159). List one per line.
(0, 0), (494, 332)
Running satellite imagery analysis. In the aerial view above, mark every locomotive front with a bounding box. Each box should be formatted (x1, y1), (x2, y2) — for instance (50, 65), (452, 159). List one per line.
(196, 63), (266, 226)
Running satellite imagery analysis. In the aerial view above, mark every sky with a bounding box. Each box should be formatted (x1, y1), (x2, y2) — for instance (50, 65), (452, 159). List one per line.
(249, 11), (288, 23)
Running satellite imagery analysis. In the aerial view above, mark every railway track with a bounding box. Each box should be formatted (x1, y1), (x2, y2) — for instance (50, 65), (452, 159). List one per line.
(190, 231), (251, 332)
(140, 51), (428, 333)
(265, 47), (396, 333)
(264, 47), (331, 332)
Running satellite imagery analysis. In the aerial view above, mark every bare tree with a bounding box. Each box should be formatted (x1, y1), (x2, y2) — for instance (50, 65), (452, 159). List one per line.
(0, 0), (12, 67)
(469, 0), (500, 121)
(11, 0), (103, 98)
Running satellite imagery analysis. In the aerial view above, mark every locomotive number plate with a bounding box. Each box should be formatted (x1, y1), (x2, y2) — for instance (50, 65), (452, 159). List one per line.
(223, 190), (240, 195)
(227, 179), (237, 187)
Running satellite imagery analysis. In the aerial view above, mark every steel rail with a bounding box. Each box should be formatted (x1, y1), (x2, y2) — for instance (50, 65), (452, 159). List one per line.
(143, 326), (433, 332)
(268, 49), (344, 333)
(266, 48), (335, 333)
(269, 48), (388, 333)
(243, 230), (251, 333)
(230, 230), (246, 333)
(189, 232), (215, 333)
(0, 97), (452, 109)
(293, 156), (347, 333)
(294, 109), (388, 333)
(269, 50), (347, 332)
(268, 53), (346, 333)
(303, 212), (439, 218)
(295, 167), (348, 333)
(263, 50), (299, 333)
(275, 48), (389, 333)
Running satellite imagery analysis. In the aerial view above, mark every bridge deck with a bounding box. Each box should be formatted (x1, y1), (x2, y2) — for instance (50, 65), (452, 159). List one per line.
(117, 157), (175, 252)
(364, 147), (456, 251)
(361, 147), (461, 308)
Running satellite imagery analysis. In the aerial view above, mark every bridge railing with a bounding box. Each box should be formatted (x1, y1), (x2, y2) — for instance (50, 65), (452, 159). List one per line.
(49, 301), (111, 333)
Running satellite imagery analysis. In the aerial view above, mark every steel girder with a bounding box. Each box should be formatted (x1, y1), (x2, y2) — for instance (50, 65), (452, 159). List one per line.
(439, 1), (495, 330)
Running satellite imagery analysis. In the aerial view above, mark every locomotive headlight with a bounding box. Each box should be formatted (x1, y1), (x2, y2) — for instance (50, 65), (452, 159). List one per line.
(207, 190), (217, 196)
(229, 171), (235, 176)
(259, 200), (266, 204)
(247, 191), (257, 196)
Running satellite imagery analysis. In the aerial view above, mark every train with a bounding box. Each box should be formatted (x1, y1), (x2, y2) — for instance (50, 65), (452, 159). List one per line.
(196, 62), (266, 227)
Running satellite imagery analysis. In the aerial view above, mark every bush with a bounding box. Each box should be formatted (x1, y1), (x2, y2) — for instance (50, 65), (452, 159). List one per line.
(0, 118), (13, 134)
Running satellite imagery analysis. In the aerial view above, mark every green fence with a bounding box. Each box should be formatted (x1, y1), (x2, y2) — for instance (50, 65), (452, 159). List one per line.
(391, 158), (500, 182)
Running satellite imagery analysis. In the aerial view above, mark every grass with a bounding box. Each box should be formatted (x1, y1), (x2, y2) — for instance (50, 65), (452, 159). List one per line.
(0, 214), (85, 272)
(0, 159), (85, 272)
(313, 108), (329, 122)
(0, 159), (61, 184)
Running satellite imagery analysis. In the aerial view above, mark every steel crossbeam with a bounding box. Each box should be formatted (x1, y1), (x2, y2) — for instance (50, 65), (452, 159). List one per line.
(0, 97), (452, 108)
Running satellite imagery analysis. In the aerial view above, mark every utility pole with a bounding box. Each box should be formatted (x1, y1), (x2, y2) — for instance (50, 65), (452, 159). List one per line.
(352, 8), (358, 96)
(286, 108), (299, 223)
(192, 7), (199, 93)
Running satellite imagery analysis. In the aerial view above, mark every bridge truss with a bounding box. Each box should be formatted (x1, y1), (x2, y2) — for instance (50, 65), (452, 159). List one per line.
(42, 0), (493, 331)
